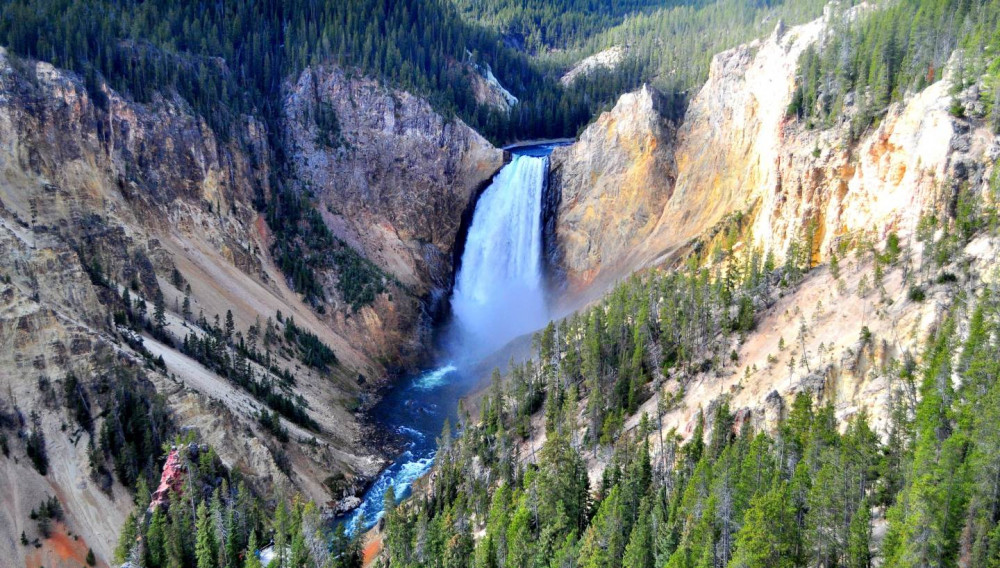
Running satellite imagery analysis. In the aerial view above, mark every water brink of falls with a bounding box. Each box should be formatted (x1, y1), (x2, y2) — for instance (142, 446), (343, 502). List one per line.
(450, 153), (549, 357)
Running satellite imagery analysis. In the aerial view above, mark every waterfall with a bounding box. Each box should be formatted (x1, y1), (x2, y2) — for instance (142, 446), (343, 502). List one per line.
(450, 153), (549, 356)
(343, 147), (557, 535)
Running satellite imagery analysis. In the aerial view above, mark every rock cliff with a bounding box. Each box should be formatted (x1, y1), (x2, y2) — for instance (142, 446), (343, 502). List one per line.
(548, 85), (676, 293)
(559, 46), (627, 87)
(550, 8), (996, 291)
(283, 65), (504, 362)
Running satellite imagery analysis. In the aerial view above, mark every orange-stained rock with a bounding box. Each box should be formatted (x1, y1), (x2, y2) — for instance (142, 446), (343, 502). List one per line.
(150, 449), (185, 511)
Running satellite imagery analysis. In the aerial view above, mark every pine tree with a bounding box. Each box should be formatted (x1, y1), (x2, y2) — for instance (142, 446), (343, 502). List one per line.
(146, 508), (168, 567)
(577, 485), (624, 568)
(114, 512), (138, 565)
(506, 497), (535, 567)
(225, 310), (235, 342)
(196, 501), (217, 568)
(243, 532), (262, 568)
(273, 501), (289, 568)
(846, 500), (872, 568)
(289, 521), (311, 568)
(26, 410), (48, 475)
(623, 497), (654, 568)
(154, 288), (167, 330)
(728, 484), (797, 568)
(805, 451), (846, 566)
(882, 318), (967, 568)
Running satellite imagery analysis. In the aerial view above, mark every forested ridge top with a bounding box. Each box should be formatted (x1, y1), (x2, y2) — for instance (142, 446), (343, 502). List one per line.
(5, 0), (997, 151)
(788, 0), (1000, 136)
(0, 0), (827, 144)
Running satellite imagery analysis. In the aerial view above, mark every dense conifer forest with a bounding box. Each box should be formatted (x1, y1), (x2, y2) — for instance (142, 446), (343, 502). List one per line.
(377, 178), (1000, 567)
(111, 441), (365, 568)
(788, 0), (1000, 137)
(0, 0), (834, 145)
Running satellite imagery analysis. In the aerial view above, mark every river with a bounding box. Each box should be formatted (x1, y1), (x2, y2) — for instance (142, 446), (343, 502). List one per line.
(343, 142), (564, 533)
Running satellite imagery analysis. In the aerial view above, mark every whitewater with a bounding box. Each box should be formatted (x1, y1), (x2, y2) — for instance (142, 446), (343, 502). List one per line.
(344, 147), (555, 533)
(450, 152), (550, 357)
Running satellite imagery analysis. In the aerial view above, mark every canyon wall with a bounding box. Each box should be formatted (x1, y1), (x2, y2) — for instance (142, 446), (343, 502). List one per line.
(283, 65), (504, 363)
(0, 47), (391, 566)
(546, 8), (999, 455)
(551, 9), (997, 293)
(0, 49), (501, 566)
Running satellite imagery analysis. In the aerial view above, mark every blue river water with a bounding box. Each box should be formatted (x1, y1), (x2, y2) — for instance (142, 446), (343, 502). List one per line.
(342, 364), (465, 532)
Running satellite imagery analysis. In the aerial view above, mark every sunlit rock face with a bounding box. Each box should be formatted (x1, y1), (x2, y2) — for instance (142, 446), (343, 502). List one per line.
(550, 8), (994, 298)
(548, 84), (677, 294)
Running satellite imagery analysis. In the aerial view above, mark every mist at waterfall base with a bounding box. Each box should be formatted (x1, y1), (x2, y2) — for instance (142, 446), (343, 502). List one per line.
(342, 146), (557, 534)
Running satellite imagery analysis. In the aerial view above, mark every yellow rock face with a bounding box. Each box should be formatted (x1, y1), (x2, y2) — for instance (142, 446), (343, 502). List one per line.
(551, 9), (995, 302)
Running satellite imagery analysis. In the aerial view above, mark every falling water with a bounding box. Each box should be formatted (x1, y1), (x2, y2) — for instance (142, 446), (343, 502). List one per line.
(344, 146), (555, 534)
(450, 153), (549, 356)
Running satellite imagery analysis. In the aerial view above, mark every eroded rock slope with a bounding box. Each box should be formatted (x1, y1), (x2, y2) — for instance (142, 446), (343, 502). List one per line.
(0, 49), (501, 567)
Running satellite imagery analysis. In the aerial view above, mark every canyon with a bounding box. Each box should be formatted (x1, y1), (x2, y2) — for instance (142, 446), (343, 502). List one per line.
(0, 48), (504, 566)
(1, 3), (999, 567)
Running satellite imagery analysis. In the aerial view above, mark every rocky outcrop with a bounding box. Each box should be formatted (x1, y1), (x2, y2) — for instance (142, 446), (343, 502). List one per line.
(150, 449), (185, 510)
(638, 17), (826, 264)
(560, 46), (627, 87)
(548, 85), (676, 292)
(756, 65), (994, 263)
(283, 65), (504, 361)
(665, 11), (995, 269)
(470, 61), (519, 111)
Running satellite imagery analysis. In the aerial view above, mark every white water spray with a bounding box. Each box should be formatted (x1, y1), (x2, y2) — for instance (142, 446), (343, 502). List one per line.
(450, 153), (549, 355)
